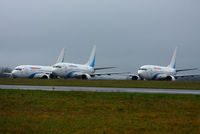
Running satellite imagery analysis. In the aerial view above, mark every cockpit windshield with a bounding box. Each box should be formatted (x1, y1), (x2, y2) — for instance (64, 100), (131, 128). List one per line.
(139, 68), (147, 71)
(15, 68), (22, 71)
(53, 65), (62, 69)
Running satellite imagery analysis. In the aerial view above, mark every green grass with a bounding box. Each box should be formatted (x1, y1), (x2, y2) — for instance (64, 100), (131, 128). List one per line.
(0, 78), (200, 89)
(0, 89), (200, 134)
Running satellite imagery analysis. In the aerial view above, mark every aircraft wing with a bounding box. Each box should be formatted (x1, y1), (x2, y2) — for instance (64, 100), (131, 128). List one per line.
(176, 68), (198, 72)
(3, 73), (13, 78)
(127, 73), (136, 76)
(3, 73), (12, 75)
(175, 74), (200, 78)
(92, 72), (130, 76)
(94, 67), (116, 70)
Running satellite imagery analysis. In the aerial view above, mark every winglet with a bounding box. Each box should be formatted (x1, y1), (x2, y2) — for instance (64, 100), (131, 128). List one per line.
(168, 47), (177, 69)
(57, 48), (65, 63)
(85, 45), (96, 68)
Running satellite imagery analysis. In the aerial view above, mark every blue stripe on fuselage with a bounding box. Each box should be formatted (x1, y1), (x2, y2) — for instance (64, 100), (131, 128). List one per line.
(152, 73), (163, 80)
(28, 72), (42, 78)
(66, 71), (79, 79)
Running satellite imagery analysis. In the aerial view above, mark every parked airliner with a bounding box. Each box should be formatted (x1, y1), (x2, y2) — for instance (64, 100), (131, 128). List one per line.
(130, 47), (199, 80)
(9, 48), (65, 79)
(52, 45), (128, 79)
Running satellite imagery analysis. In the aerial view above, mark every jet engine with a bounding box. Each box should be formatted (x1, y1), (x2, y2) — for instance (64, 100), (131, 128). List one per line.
(80, 74), (91, 80)
(131, 75), (141, 80)
(165, 75), (176, 81)
(73, 72), (91, 80)
(34, 73), (50, 79)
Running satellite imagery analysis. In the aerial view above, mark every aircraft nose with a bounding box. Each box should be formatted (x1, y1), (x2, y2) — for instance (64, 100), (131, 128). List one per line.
(138, 70), (143, 75)
(52, 68), (60, 76)
(138, 70), (144, 78)
(52, 68), (58, 74)
(11, 70), (18, 78)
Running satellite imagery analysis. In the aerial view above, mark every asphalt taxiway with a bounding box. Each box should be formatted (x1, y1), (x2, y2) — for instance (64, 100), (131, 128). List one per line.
(0, 85), (200, 95)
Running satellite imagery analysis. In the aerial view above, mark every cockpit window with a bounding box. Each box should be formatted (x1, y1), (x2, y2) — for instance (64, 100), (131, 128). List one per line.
(139, 68), (147, 71)
(53, 65), (62, 68)
(15, 68), (22, 71)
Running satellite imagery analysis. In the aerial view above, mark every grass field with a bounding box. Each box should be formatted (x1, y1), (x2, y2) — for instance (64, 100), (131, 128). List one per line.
(0, 89), (200, 134)
(0, 78), (200, 90)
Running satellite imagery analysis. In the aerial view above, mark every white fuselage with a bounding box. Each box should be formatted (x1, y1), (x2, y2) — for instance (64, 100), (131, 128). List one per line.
(138, 65), (176, 80)
(11, 65), (53, 78)
(52, 63), (94, 78)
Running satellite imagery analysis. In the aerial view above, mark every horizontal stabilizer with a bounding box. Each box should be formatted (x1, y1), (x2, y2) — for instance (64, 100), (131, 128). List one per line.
(176, 68), (198, 72)
(94, 67), (116, 70)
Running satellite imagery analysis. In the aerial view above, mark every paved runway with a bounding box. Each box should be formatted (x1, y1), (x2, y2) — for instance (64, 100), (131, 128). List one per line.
(0, 85), (200, 95)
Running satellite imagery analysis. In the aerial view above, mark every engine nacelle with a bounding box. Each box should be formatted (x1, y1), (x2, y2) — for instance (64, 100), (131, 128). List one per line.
(156, 74), (176, 81)
(81, 74), (91, 80)
(131, 75), (141, 80)
(73, 72), (91, 80)
(156, 74), (168, 80)
(165, 75), (176, 81)
(34, 73), (49, 79)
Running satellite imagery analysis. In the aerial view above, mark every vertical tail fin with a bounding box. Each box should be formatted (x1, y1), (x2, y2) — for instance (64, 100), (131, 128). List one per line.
(85, 45), (96, 68)
(56, 48), (65, 63)
(168, 47), (177, 69)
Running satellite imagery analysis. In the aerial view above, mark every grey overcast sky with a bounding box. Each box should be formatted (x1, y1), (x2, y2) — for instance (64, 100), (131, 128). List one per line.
(0, 0), (200, 73)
